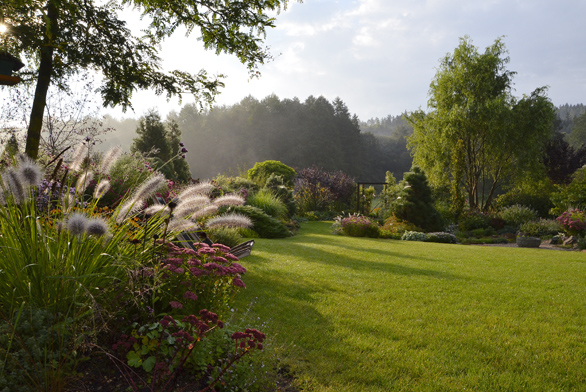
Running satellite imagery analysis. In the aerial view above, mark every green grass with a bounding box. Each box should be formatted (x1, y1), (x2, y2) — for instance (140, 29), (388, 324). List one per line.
(233, 221), (586, 392)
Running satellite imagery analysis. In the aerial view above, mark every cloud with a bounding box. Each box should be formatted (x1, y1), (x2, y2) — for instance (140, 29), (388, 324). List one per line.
(101, 0), (586, 121)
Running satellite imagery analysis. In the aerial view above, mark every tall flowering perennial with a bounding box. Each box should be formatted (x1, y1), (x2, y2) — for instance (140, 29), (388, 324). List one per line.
(151, 241), (247, 316)
(339, 213), (380, 238)
(556, 209), (586, 236)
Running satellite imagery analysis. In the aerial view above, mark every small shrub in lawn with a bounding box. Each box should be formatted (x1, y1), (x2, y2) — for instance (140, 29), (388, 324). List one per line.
(499, 204), (539, 227)
(402, 231), (428, 242)
(426, 232), (458, 244)
(519, 219), (563, 238)
(339, 214), (380, 238)
(556, 209), (586, 237)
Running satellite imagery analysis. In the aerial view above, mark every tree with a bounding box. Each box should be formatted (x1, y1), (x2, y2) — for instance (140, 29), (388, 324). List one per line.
(1, 0), (295, 159)
(131, 110), (191, 182)
(543, 131), (586, 185)
(407, 37), (556, 211)
(568, 111), (586, 148)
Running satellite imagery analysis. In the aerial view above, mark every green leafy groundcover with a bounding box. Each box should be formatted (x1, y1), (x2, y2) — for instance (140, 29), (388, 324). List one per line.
(232, 221), (586, 392)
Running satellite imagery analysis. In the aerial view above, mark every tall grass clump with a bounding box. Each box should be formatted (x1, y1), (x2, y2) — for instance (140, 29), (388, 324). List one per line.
(247, 188), (288, 220)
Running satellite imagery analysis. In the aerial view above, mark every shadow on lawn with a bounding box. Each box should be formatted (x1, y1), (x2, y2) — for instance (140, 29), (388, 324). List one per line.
(255, 237), (465, 281)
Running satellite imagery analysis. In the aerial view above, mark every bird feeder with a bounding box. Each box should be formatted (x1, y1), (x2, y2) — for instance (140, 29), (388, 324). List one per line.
(0, 51), (24, 86)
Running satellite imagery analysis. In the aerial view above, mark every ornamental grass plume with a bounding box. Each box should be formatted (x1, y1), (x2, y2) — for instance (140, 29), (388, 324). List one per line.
(86, 217), (109, 237)
(174, 195), (211, 219)
(167, 219), (200, 233)
(131, 173), (166, 201)
(99, 146), (122, 174)
(144, 204), (171, 218)
(76, 171), (94, 194)
(4, 168), (26, 204)
(177, 181), (215, 199)
(94, 179), (111, 199)
(191, 204), (219, 220)
(205, 213), (253, 229)
(213, 194), (245, 207)
(17, 156), (43, 188)
(69, 143), (88, 172)
(67, 213), (89, 235)
(116, 198), (145, 224)
(62, 193), (75, 213)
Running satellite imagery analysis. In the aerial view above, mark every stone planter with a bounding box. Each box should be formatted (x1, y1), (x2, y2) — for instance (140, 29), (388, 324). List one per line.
(516, 236), (541, 248)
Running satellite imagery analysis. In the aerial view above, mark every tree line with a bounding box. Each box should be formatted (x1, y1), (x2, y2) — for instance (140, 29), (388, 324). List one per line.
(165, 95), (413, 182)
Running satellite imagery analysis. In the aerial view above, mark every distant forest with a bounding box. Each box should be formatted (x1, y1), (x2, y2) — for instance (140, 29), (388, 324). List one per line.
(101, 98), (586, 183)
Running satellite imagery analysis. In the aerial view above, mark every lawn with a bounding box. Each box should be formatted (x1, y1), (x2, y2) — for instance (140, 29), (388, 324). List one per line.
(233, 221), (586, 392)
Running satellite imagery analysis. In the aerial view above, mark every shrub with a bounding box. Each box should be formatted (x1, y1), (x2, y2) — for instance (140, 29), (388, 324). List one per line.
(248, 160), (296, 187)
(425, 232), (458, 244)
(401, 231), (428, 242)
(207, 226), (245, 248)
(457, 209), (491, 232)
(494, 180), (555, 218)
(550, 167), (586, 216)
(229, 205), (290, 238)
(499, 204), (539, 227)
(247, 188), (288, 220)
(294, 166), (355, 214)
(392, 166), (444, 232)
(339, 214), (380, 238)
(264, 173), (297, 217)
(556, 209), (586, 237)
(214, 175), (259, 197)
(519, 219), (563, 238)
(381, 214), (422, 235)
(0, 307), (80, 392)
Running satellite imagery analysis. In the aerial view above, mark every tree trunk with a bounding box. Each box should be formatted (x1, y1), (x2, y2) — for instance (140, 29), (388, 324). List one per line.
(24, 1), (58, 160)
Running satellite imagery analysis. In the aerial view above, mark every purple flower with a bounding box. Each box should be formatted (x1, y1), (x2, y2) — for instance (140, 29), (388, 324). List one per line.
(184, 291), (198, 301)
(182, 154), (186, 159)
(170, 301), (183, 309)
(179, 142), (185, 147)
(181, 147), (188, 153)
(232, 277), (246, 288)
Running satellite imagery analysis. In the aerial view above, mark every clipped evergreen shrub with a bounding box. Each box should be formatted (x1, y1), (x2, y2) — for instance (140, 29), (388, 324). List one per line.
(401, 231), (428, 242)
(426, 232), (458, 244)
(229, 205), (290, 238)
(393, 166), (443, 232)
(248, 160), (296, 187)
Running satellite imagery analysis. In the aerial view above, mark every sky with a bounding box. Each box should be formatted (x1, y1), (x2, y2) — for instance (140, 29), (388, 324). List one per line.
(104, 0), (586, 122)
